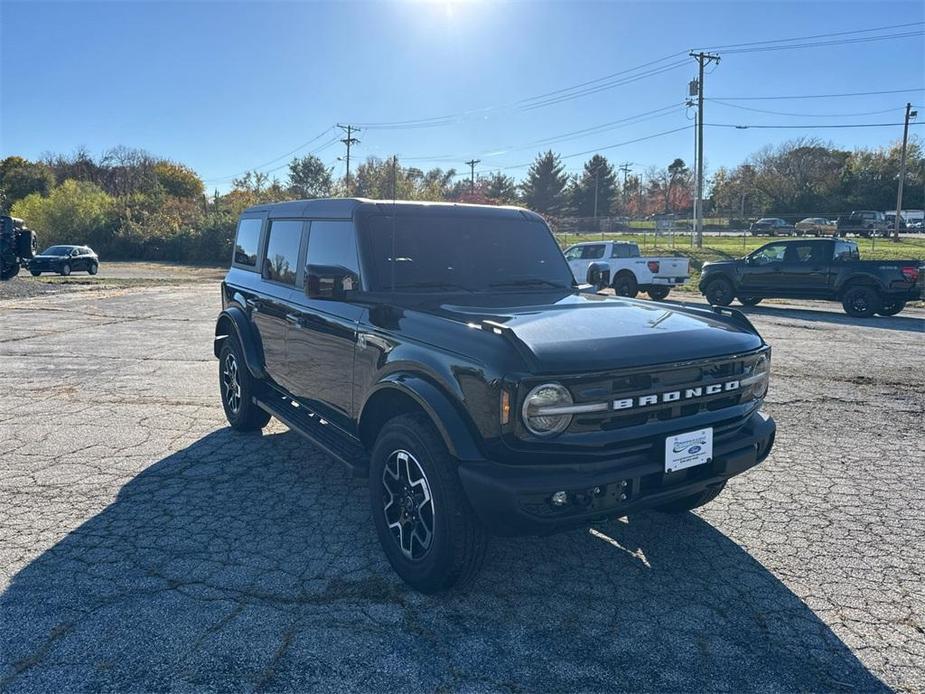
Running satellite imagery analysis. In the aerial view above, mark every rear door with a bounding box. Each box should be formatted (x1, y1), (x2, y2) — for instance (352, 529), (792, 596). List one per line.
(253, 218), (304, 390)
(779, 241), (828, 295)
(285, 219), (363, 433)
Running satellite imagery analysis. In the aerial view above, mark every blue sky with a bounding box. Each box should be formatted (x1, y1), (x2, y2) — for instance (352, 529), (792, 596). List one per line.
(2, 1), (923, 192)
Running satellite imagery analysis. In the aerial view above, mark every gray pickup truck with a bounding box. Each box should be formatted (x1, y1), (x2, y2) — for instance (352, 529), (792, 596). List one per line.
(700, 238), (923, 317)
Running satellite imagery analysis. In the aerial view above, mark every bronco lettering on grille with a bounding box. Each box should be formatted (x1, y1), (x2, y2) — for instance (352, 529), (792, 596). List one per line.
(613, 379), (740, 410)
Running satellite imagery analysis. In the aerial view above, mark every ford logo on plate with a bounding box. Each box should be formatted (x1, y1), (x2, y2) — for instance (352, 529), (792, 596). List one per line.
(688, 445), (702, 454)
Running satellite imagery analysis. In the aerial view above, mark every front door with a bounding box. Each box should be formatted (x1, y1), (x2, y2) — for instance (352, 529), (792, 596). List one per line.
(739, 242), (788, 295)
(286, 220), (362, 433)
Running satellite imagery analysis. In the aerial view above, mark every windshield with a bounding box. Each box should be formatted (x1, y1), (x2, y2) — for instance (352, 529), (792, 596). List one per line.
(360, 214), (575, 292)
(41, 246), (73, 256)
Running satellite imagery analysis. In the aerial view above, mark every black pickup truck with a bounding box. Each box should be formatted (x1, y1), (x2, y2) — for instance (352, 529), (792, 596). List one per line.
(700, 238), (923, 317)
(214, 199), (776, 592)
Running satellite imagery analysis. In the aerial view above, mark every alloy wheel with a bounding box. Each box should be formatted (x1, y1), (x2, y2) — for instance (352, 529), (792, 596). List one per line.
(382, 449), (435, 560)
(221, 352), (242, 414)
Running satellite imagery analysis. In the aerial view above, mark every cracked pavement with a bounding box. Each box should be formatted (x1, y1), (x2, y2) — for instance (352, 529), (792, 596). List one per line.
(1, 283), (923, 692)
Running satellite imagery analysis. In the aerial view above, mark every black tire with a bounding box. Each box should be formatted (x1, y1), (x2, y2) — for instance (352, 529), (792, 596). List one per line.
(647, 287), (671, 301)
(612, 272), (638, 298)
(369, 412), (488, 594)
(218, 337), (271, 431)
(1, 262), (20, 280)
(60, 263), (71, 276)
(704, 277), (734, 306)
(655, 482), (726, 513)
(841, 285), (881, 318)
(30, 270), (41, 277)
(738, 297), (762, 306)
(88, 262), (98, 275)
(876, 300), (906, 316)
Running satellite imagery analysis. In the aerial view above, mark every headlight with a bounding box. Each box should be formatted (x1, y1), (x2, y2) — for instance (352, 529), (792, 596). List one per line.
(749, 354), (770, 399)
(522, 383), (573, 436)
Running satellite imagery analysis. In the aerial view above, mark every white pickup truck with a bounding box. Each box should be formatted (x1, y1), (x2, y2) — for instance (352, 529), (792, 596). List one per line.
(563, 241), (690, 300)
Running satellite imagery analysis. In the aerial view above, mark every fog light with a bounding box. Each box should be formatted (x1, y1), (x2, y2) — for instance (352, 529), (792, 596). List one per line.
(551, 491), (568, 506)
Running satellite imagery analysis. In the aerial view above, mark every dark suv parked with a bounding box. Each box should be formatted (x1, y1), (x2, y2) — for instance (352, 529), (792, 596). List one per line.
(29, 245), (99, 276)
(214, 199), (776, 592)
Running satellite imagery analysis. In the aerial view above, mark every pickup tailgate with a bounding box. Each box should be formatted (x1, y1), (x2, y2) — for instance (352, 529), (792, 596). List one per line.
(648, 256), (690, 283)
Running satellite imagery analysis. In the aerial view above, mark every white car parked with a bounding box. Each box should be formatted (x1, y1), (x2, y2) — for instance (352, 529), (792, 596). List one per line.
(564, 241), (690, 300)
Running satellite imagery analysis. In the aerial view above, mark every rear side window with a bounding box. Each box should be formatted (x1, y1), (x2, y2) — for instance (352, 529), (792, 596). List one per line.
(262, 220), (302, 286)
(834, 241), (858, 261)
(305, 221), (359, 298)
(611, 244), (639, 258)
(234, 218), (262, 267)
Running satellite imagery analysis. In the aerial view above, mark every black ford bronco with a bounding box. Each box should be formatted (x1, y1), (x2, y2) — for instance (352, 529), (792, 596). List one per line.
(214, 199), (776, 592)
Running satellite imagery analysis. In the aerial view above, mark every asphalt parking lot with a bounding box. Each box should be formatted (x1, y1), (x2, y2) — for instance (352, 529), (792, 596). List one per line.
(1, 280), (923, 693)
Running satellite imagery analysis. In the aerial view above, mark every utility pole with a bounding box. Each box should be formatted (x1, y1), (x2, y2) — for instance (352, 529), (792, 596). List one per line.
(690, 52), (720, 248)
(465, 159), (480, 194)
(893, 102), (917, 242)
(618, 162), (633, 210)
(337, 124), (360, 195)
(593, 166), (600, 219)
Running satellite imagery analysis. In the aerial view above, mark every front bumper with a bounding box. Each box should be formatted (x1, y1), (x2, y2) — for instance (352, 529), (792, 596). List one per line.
(458, 410), (775, 536)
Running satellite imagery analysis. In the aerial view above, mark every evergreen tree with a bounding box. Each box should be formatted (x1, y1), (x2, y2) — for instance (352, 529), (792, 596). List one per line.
(570, 155), (617, 217)
(520, 150), (569, 216)
(484, 171), (519, 204)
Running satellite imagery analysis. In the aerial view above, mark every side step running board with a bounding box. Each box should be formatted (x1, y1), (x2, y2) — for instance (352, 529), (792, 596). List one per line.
(254, 389), (369, 478)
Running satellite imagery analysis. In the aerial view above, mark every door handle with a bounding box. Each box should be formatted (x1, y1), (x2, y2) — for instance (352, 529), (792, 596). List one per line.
(285, 313), (301, 326)
(245, 298), (258, 313)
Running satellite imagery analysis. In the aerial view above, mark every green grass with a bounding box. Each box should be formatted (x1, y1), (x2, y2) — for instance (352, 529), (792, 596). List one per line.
(555, 232), (925, 294)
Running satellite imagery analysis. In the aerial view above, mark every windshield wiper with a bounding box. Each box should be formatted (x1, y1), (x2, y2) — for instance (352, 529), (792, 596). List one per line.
(393, 281), (474, 292)
(489, 278), (569, 289)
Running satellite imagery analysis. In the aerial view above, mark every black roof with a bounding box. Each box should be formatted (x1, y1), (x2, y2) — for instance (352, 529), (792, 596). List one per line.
(242, 198), (544, 223)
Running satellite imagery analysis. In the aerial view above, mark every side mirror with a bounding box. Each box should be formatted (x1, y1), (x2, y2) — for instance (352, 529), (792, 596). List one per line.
(305, 264), (359, 301)
(586, 262), (611, 290)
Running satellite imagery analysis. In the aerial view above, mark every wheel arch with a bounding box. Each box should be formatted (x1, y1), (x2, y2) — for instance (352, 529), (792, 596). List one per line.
(359, 375), (484, 463)
(835, 273), (883, 299)
(213, 306), (266, 379)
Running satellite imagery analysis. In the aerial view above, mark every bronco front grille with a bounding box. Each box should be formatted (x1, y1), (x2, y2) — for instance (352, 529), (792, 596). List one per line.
(562, 351), (767, 434)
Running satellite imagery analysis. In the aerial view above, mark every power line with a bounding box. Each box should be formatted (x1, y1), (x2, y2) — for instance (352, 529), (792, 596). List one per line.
(709, 101), (906, 118)
(204, 126), (336, 182)
(707, 121), (924, 129)
(696, 21), (924, 51)
(711, 30), (925, 55)
(708, 88), (925, 101)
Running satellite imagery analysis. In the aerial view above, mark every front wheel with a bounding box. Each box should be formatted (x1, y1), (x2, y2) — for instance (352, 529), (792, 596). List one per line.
(703, 277), (734, 306)
(88, 262), (98, 275)
(738, 297), (762, 306)
(655, 482), (726, 513)
(60, 263), (71, 276)
(370, 413), (488, 593)
(876, 300), (906, 316)
(841, 286), (881, 318)
(647, 287), (671, 301)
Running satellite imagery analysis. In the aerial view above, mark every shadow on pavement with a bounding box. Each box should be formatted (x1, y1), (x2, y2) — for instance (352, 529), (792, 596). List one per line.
(0, 428), (887, 692)
(664, 297), (924, 334)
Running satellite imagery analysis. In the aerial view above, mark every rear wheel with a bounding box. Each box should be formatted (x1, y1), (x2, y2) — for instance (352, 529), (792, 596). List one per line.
(655, 482), (726, 513)
(876, 300), (905, 316)
(704, 277), (734, 306)
(30, 270), (41, 277)
(841, 285), (881, 318)
(218, 337), (271, 431)
(370, 412), (488, 593)
(612, 272), (638, 298)
(647, 287), (671, 301)
(738, 297), (762, 306)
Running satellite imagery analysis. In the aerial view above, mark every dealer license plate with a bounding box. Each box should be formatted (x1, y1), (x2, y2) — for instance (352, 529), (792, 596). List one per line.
(665, 428), (713, 473)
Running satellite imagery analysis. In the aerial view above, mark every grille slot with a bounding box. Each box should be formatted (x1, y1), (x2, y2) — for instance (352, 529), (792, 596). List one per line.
(564, 353), (765, 434)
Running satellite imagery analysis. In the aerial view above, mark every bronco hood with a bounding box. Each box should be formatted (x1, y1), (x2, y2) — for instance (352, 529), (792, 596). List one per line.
(427, 291), (763, 373)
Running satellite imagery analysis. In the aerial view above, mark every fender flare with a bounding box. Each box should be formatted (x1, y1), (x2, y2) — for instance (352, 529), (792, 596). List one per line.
(834, 272), (885, 297)
(213, 306), (266, 379)
(361, 373), (484, 462)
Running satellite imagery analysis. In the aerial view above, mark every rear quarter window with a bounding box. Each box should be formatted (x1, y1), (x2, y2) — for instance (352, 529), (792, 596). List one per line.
(233, 218), (263, 268)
